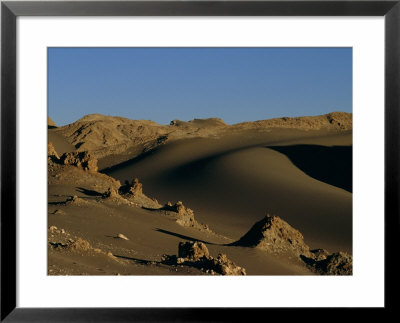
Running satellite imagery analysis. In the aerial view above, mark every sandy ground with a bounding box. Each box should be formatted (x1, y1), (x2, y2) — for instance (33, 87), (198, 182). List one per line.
(48, 115), (352, 275)
(104, 129), (352, 253)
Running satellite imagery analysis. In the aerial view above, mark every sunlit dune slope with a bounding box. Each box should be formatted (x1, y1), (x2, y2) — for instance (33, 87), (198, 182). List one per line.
(105, 130), (352, 253)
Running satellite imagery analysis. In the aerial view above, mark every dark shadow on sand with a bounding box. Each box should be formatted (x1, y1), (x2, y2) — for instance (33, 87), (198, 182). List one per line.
(154, 228), (217, 245)
(101, 141), (268, 180)
(48, 201), (65, 206)
(101, 146), (161, 174)
(268, 145), (352, 192)
(114, 254), (157, 265)
(76, 187), (103, 197)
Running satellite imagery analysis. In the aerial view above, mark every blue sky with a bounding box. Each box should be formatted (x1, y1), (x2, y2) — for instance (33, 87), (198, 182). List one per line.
(48, 47), (352, 126)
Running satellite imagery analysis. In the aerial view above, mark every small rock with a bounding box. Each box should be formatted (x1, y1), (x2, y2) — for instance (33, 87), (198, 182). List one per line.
(53, 209), (66, 215)
(116, 233), (129, 240)
(69, 238), (91, 251)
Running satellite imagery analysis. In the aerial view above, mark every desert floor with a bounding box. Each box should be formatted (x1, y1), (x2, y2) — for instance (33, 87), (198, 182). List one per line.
(48, 113), (352, 275)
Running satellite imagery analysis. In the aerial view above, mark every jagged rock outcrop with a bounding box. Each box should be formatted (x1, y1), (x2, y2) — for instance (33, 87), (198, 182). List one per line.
(178, 241), (210, 260)
(48, 142), (59, 160)
(102, 187), (120, 199)
(119, 178), (161, 209)
(128, 178), (143, 196)
(158, 201), (211, 230)
(231, 214), (310, 256)
(309, 248), (331, 261)
(162, 241), (246, 275)
(119, 178), (142, 196)
(301, 251), (353, 275)
(210, 253), (247, 276)
(59, 151), (98, 172)
(161, 201), (195, 219)
(52, 114), (170, 160)
(48, 226), (91, 252)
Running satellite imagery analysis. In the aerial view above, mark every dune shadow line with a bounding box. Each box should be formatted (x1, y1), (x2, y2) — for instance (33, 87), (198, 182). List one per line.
(114, 254), (157, 265)
(268, 145), (352, 192)
(154, 228), (218, 245)
(76, 187), (103, 197)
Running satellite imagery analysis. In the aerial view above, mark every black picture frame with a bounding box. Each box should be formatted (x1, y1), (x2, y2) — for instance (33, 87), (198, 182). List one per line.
(1, 0), (398, 321)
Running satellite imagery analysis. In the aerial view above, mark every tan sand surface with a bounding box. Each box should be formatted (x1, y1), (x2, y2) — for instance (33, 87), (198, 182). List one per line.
(48, 113), (352, 275)
(105, 130), (352, 253)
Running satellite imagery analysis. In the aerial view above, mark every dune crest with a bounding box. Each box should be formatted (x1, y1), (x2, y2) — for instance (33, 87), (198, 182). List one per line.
(50, 112), (352, 164)
(48, 111), (352, 276)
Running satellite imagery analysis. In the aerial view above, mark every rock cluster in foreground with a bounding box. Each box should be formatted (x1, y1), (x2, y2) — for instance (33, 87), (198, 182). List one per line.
(232, 214), (352, 275)
(301, 251), (353, 275)
(162, 241), (246, 275)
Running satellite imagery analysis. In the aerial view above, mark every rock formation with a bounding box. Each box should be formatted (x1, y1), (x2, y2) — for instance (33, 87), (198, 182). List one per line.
(158, 201), (211, 230)
(162, 241), (246, 275)
(118, 178), (161, 209)
(48, 142), (59, 160)
(231, 214), (310, 256)
(128, 178), (143, 196)
(102, 187), (120, 199)
(59, 151), (98, 172)
(48, 117), (56, 127)
(178, 241), (210, 260)
(161, 201), (195, 219)
(301, 251), (353, 275)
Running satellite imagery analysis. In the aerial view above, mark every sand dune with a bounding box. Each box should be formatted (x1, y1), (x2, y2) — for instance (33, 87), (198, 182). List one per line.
(48, 113), (352, 275)
(50, 112), (352, 167)
(48, 129), (75, 156)
(104, 130), (352, 253)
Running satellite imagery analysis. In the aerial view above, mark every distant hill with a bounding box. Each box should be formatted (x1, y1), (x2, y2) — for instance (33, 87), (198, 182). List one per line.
(49, 112), (352, 163)
(233, 112), (352, 131)
(48, 117), (56, 127)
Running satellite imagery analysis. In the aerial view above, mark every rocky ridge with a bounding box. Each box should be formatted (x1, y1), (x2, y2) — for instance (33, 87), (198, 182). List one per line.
(50, 112), (352, 162)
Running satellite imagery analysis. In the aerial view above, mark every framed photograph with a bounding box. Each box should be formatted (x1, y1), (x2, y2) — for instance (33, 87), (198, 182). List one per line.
(1, 0), (398, 320)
